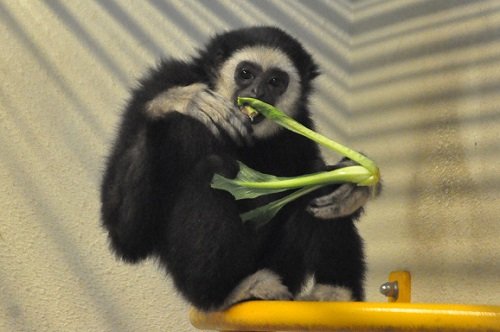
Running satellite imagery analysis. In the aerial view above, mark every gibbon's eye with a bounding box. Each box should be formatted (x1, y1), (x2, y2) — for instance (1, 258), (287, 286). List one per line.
(239, 69), (254, 80)
(266, 71), (289, 94)
(268, 77), (280, 87)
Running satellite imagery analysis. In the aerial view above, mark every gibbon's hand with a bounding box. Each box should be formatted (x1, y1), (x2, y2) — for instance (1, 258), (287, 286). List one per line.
(147, 84), (253, 146)
(307, 159), (380, 220)
(187, 88), (253, 146)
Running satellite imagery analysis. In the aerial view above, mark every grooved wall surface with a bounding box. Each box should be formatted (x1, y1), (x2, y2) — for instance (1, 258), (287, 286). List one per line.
(1, 1), (499, 331)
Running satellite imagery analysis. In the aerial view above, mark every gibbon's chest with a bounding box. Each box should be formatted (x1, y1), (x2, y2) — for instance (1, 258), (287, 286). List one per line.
(236, 135), (318, 177)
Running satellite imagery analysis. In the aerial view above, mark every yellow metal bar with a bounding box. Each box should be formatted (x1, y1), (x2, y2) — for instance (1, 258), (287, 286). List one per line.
(190, 301), (500, 331)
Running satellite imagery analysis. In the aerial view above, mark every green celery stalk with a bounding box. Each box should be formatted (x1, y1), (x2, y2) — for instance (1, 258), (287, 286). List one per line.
(238, 97), (380, 185)
(210, 97), (380, 227)
(212, 164), (371, 199)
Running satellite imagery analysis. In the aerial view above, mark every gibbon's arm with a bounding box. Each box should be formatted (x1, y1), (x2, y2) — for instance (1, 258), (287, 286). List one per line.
(147, 84), (252, 146)
(101, 61), (230, 262)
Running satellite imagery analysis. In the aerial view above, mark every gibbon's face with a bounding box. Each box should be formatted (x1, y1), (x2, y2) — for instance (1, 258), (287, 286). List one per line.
(215, 46), (301, 139)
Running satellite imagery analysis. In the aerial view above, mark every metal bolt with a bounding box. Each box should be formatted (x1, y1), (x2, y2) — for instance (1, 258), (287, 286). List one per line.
(380, 281), (399, 299)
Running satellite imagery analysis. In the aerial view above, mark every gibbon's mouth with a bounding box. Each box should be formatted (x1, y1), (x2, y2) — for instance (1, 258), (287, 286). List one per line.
(239, 103), (265, 125)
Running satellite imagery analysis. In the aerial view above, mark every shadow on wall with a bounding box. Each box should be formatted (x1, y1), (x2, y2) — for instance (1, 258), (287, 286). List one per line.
(348, 0), (500, 282)
(0, 1), (353, 330)
(350, 0), (500, 195)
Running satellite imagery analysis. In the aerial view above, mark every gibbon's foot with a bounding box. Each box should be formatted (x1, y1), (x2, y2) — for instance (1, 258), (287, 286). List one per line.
(223, 269), (292, 309)
(297, 284), (353, 302)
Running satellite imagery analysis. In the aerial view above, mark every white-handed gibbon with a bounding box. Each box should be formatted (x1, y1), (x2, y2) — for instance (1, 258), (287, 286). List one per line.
(101, 26), (378, 311)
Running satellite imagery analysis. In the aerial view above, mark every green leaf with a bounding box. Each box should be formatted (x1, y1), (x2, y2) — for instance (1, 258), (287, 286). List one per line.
(241, 185), (322, 229)
(211, 162), (289, 200)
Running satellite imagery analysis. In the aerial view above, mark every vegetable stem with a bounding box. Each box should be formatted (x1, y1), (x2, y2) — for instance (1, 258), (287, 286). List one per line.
(210, 97), (381, 226)
(237, 97), (380, 185)
(231, 166), (371, 189)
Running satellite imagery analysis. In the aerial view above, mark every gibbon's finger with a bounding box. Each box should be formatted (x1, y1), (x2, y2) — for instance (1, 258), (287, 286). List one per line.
(229, 115), (254, 146)
(307, 204), (342, 220)
(196, 104), (247, 146)
(187, 92), (226, 132)
(199, 91), (253, 146)
(206, 90), (251, 128)
(206, 92), (253, 135)
(308, 185), (370, 220)
(196, 100), (242, 144)
(309, 184), (354, 207)
(191, 107), (223, 139)
(215, 118), (245, 147)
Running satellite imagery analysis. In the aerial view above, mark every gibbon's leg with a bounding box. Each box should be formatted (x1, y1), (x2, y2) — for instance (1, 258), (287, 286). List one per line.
(159, 155), (258, 310)
(304, 219), (366, 302)
(260, 209), (313, 298)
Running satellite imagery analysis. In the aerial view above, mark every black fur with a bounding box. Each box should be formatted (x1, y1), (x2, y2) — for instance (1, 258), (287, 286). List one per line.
(101, 26), (365, 310)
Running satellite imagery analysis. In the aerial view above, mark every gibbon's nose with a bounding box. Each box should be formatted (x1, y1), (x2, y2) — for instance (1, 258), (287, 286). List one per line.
(250, 87), (265, 99)
(249, 85), (273, 104)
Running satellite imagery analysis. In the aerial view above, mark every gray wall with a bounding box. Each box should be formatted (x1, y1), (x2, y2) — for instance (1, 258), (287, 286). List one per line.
(1, 1), (499, 331)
